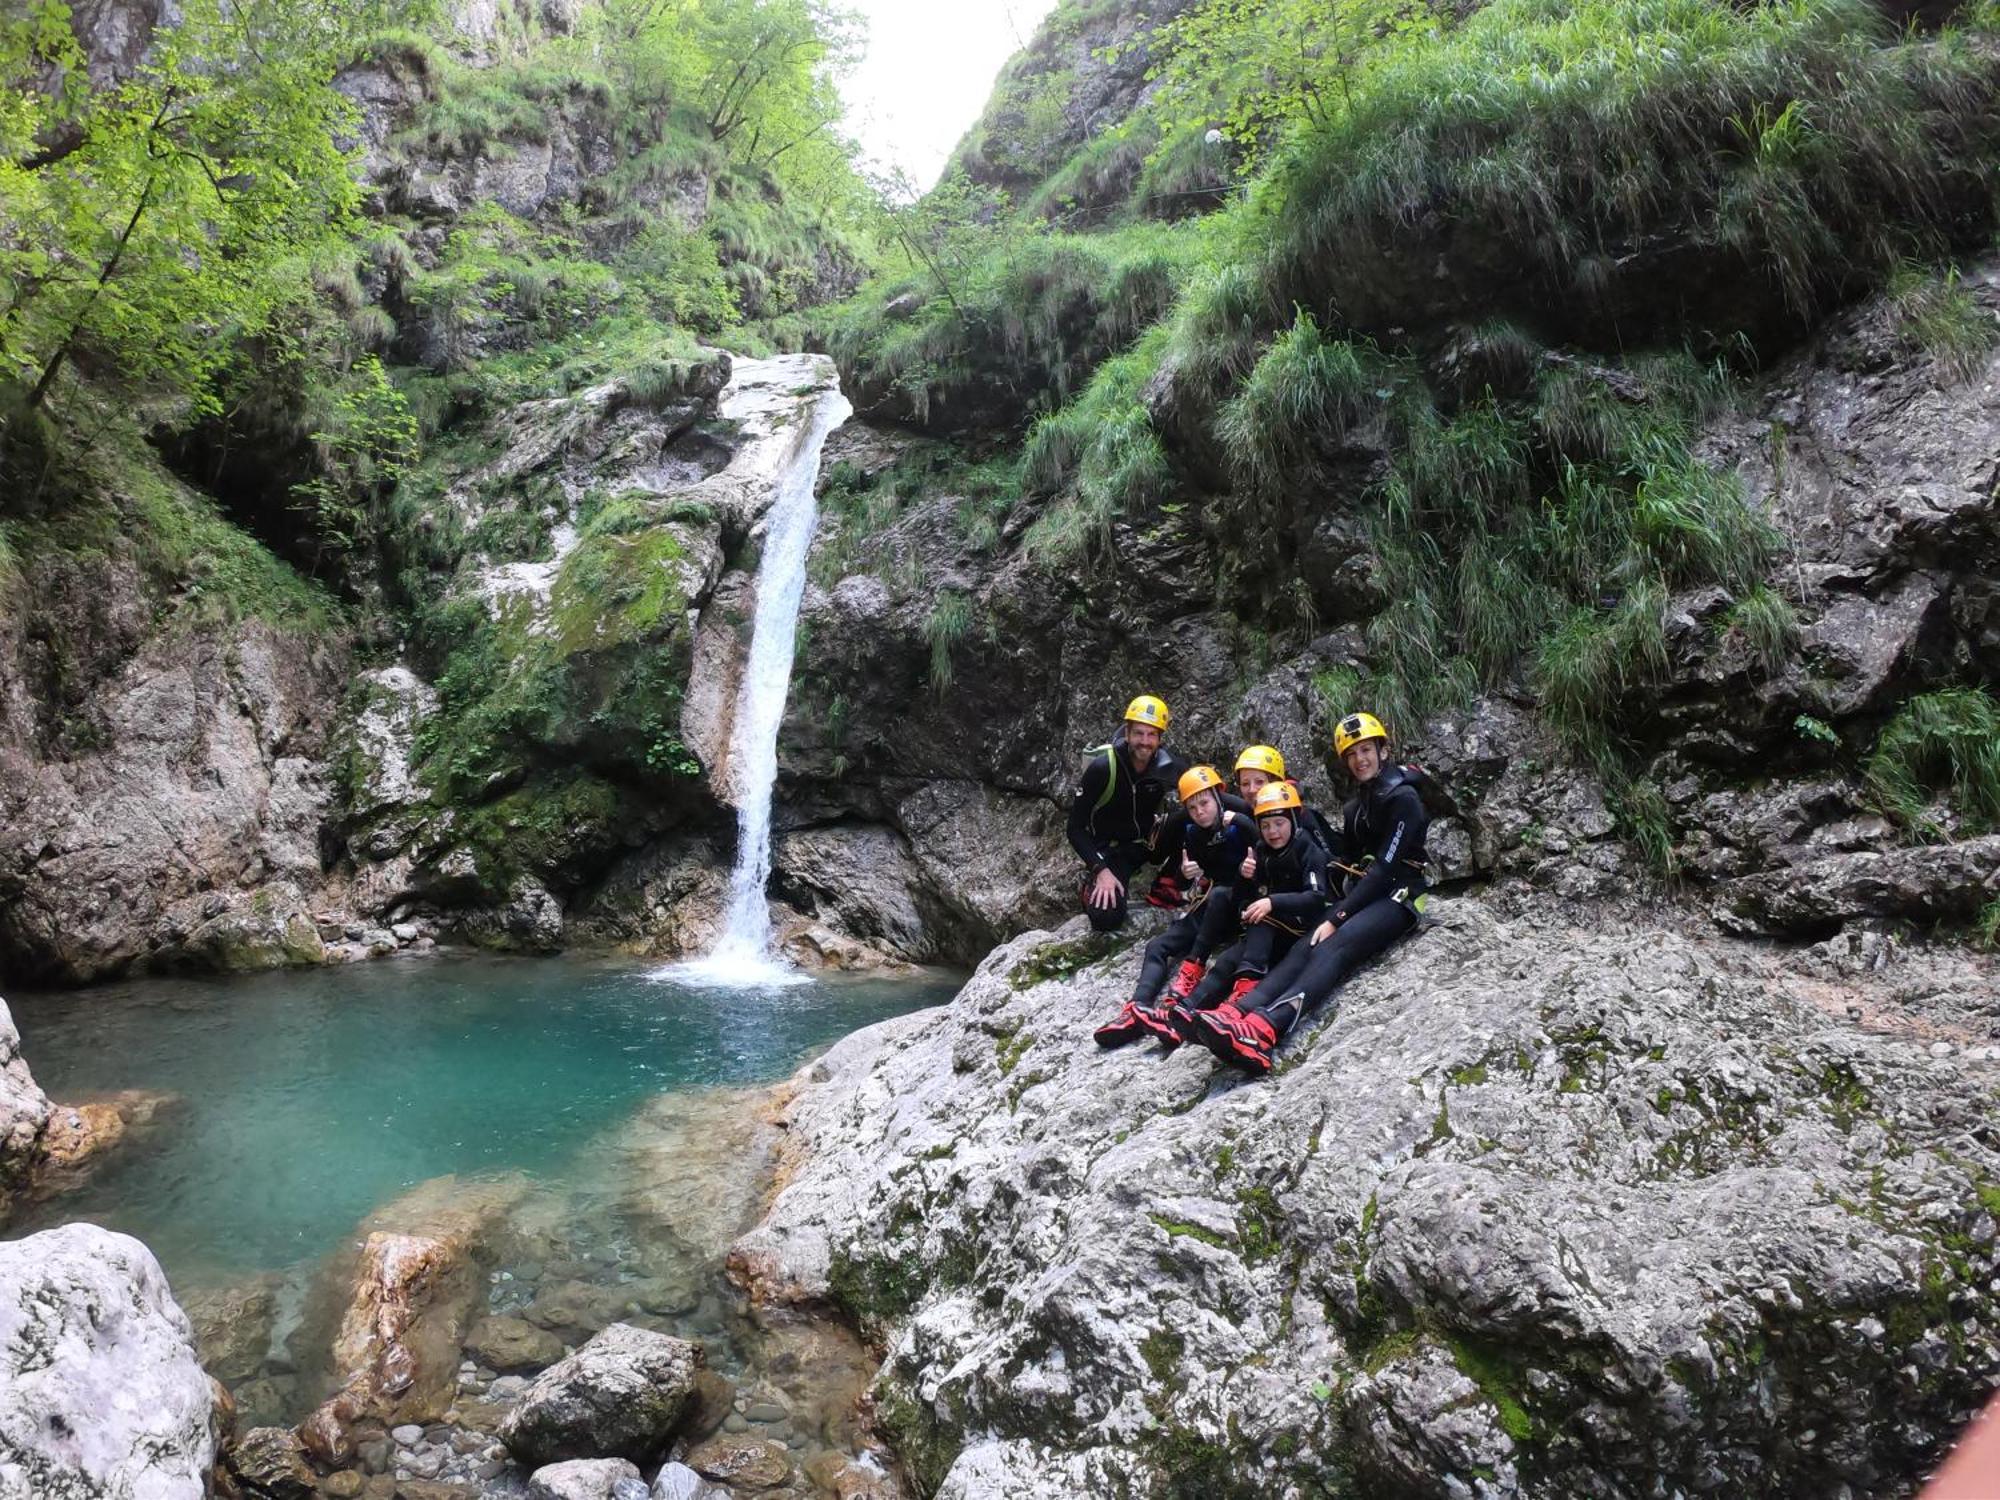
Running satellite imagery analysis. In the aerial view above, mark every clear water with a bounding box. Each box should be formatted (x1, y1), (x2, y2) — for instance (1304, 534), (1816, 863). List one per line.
(4, 952), (956, 1286)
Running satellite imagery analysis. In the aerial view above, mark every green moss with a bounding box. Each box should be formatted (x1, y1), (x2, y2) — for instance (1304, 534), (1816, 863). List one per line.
(1007, 930), (1130, 989)
(1447, 1063), (1489, 1087)
(871, 1377), (959, 1495)
(1150, 1214), (1231, 1248)
(1446, 1335), (1536, 1444)
(1139, 1326), (1186, 1385)
(1236, 1186), (1284, 1266)
(994, 1027), (1034, 1076)
(550, 523), (691, 652)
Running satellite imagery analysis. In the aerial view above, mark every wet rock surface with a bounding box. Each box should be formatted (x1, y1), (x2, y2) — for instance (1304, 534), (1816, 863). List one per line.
(0, 1223), (218, 1498)
(734, 896), (2000, 1497)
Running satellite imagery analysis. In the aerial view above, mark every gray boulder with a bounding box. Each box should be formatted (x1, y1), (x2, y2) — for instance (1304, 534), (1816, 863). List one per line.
(731, 901), (2000, 1497)
(0, 1223), (218, 1498)
(498, 1323), (702, 1467)
(526, 1457), (644, 1500)
(649, 1463), (716, 1500)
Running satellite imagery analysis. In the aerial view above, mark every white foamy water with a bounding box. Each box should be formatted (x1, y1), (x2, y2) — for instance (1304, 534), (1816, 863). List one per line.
(654, 361), (851, 991)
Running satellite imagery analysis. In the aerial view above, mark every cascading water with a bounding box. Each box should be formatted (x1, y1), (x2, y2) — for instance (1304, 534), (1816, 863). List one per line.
(664, 365), (851, 988)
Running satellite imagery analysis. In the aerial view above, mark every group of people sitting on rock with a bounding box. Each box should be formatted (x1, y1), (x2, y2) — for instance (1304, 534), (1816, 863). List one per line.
(1067, 694), (1432, 1076)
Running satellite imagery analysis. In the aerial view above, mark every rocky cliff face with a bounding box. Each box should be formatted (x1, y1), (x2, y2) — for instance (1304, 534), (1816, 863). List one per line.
(780, 257), (2000, 968)
(732, 900), (2000, 1497)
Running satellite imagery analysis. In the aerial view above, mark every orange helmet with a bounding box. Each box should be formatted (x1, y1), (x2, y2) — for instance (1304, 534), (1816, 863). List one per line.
(1178, 765), (1226, 802)
(1253, 782), (1303, 816)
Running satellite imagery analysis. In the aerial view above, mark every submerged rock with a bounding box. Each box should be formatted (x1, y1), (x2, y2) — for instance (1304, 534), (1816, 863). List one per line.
(684, 1434), (793, 1490)
(648, 1463), (716, 1500)
(183, 1273), (282, 1384)
(299, 1175), (527, 1463)
(0, 1223), (217, 1498)
(33, 1087), (178, 1198)
(733, 900), (2000, 1496)
(462, 1314), (564, 1373)
(224, 1425), (317, 1498)
(498, 1322), (703, 1467)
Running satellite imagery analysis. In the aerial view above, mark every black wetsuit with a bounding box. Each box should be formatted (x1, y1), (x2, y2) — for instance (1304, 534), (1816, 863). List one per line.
(1067, 733), (1182, 932)
(1183, 825), (1328, 1006)
(1236, 765), (1431, 1034)
(1130, 795), (1255, 1003)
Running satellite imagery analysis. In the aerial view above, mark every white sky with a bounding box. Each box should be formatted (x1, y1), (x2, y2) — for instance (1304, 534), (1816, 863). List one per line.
(839, 0), (1061, 193)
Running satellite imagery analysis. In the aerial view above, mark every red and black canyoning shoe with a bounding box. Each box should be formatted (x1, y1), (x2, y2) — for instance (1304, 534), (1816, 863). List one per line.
(1136, 1002), (1184, 1046)
(1227, 975), (1259, 1008)
(1162, 958), (1206, 1003)
(1192, 1003), (1278, 1075)
(1094, 1002), (1160, 1048)
(1145, 873), (1187, 909)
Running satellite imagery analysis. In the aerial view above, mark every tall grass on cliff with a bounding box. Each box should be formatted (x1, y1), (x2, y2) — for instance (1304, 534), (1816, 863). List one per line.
(1866, 688), (2000, 834)
(1259, 0), (2000, 330)
(1207, 306), (1774, 739)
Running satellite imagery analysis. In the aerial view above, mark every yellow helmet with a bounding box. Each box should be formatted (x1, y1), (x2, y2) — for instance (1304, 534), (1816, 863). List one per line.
(1234, 744), (1286, 779)
(1178, 765), (1226, 802)
(1334, 711), (1389, 757)
(1253, 782), (1303, 816)
(1124, 694), (1171, 732)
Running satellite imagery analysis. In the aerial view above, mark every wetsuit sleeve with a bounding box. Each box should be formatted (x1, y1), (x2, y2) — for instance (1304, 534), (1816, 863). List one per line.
(1067, 756), (1113, 869)
(1331, 785), (1427, 923)
(1268, 840), (1329, 923)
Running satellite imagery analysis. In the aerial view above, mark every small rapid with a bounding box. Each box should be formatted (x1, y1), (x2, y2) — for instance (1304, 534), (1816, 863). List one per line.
(658, 359), (852, 990)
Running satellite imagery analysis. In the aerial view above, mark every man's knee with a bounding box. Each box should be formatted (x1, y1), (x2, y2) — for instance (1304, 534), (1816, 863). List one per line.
(1086, 900), (1128, 933)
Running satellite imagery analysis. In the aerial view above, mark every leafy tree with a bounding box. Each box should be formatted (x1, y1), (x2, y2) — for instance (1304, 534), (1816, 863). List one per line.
(0, 0), (421, 415)
(1135, 0), (1442, 171)
(585, 0), (865, 203)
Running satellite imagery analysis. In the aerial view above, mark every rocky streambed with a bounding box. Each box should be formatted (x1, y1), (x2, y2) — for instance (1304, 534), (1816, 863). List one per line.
(0, 960), (955, 1500)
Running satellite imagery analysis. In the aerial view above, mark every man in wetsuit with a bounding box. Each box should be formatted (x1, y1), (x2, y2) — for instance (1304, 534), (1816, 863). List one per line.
(1192, 712), (1430, 1076)
(1092, 765), (1254, 1047)
(1067, 694), (1182, 933)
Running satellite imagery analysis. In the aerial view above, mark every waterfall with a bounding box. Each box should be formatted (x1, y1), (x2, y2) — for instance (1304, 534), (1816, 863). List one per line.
(663, 366), (851, 988)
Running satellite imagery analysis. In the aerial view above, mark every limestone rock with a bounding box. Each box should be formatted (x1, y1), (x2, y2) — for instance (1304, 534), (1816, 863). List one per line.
(1716, 834), (2000, 935)
(648, 1463), (715, 1500)
(0, 996), (51, 1199)
(462, 1315), (564, 1374)
(225, 1425), (317, 1499)
(498, 1323), (702, 1467)
(459, 878), (565, 953)
(0, 1223), (217, 1498)
(733, 903), (2000, 1496)
(0, 611), (347, 985)
(526, 1457), (643, 1500)
(160, 881), (328, 973)
(774, 824), (932, 958)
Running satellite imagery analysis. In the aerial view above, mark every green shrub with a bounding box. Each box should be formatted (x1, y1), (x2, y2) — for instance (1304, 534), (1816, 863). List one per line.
(1218, 311), (1381, 492)
(925, 591), (974, 693)
(1889, 263), (2000, 382)
(1723, 584), (1798, 675)
(1866, 688), (2000, 833)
